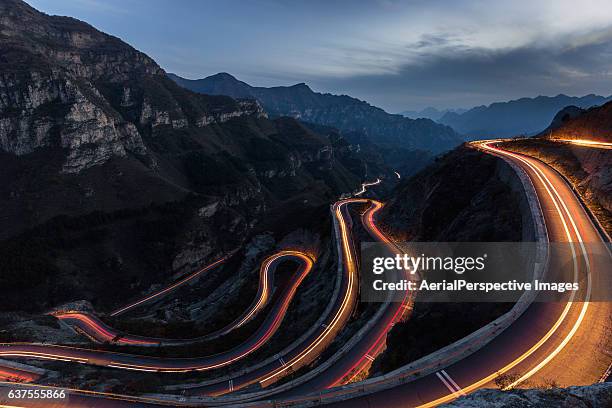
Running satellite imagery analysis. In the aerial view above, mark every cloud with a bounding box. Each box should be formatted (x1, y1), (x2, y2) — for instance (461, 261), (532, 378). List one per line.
(308, 31), (612, 111)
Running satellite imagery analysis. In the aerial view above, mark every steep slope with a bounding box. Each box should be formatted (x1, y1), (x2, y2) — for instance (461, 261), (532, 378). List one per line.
(373, 146), (529, 374)
(168, 73), (463, 153)
(439, 94), (612, 139)
(0, 0), (367, 312)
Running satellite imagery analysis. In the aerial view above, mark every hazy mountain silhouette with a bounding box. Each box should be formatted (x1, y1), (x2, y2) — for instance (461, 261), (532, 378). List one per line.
(438, 94), (612, 139)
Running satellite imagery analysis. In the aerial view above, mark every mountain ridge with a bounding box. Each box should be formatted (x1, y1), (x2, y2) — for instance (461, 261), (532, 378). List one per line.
(438, 93), (612, 139)
(168, 72), (463, 153)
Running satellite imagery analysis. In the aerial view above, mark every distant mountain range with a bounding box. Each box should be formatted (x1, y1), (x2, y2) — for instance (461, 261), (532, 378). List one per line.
(437, 94), (612, 139)
(400, 107), (467, 121)
(168, 73), (463, 153)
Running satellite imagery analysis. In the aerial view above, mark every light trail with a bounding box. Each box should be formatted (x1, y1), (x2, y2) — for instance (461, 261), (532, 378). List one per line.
(394, 171), (401, 179)
(552, 138), (612, 149)
(110, 253), (233, 317)
(355, 178), (381, 196)
(329, 201), (415, 386)
(0, 366), (39, 383)
(258, 200), (364, 385)
(55, 251), (302, 346)
(0, 252), (314, 373)
(480, 141), (592, 389)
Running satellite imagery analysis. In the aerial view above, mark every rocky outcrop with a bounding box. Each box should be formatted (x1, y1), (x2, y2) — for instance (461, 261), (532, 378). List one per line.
(442, 383), (612, 407)
(381, 146), (524, 242)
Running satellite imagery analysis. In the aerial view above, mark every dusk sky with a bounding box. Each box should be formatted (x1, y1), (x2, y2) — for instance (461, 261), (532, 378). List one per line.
(28, 0), (612, 112)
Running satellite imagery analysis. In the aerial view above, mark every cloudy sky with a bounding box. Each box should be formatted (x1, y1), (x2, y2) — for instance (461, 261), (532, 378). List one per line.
(28, 0), (612, 112)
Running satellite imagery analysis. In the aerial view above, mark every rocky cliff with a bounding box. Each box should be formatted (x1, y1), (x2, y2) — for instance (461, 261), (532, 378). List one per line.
(0, 0), (266, 173)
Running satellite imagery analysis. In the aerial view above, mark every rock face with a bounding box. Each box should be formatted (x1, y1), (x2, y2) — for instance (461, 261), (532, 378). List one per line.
(439, 94), (612, 139)
(0, 0), (265, 173)
(168, 72), (463, 153)
(441, 383), (612, 407)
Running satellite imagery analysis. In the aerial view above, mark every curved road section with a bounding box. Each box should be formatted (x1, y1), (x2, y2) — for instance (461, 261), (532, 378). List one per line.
(0, 252), (313, 373)
(54, 251), (310, 346)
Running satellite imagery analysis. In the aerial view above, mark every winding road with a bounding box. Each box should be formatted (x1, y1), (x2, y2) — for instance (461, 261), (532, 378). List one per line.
(0, 140), (610, 408)
(0, 252), (313, 373)
(54, 251), (312, 346)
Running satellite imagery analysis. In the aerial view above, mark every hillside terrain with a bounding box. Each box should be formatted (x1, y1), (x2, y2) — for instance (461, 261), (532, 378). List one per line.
(442, 383), (612, 408)
(543, 101), (612, 143)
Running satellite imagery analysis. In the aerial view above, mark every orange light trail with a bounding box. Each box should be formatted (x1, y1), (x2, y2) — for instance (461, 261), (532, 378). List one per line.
(56, 251), (304, 346)
(330, 200), (415, 386)
(110, 254), (232, 317)
(258, 200), (364, 385)
(0, 251), (313, 373)
(552, 138), (612, 149)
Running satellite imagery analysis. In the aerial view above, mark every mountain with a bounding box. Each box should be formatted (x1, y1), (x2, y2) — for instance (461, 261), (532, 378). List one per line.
(438, 94), (612, 139)
(0, 0), (372, 312)
(399, 107), (466, 121)
(168, 73), (463, 153)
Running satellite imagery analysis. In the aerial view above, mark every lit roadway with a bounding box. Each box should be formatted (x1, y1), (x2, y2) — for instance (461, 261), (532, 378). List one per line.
(185, 198), (413, 399)
(262, 199), (414, 400)
(0, 251), (313, 373)
(183, 198), (367, 396)
(551, 138), (612, 149)
(54, 251), (310, 346)
(280, 140), (610, 407)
